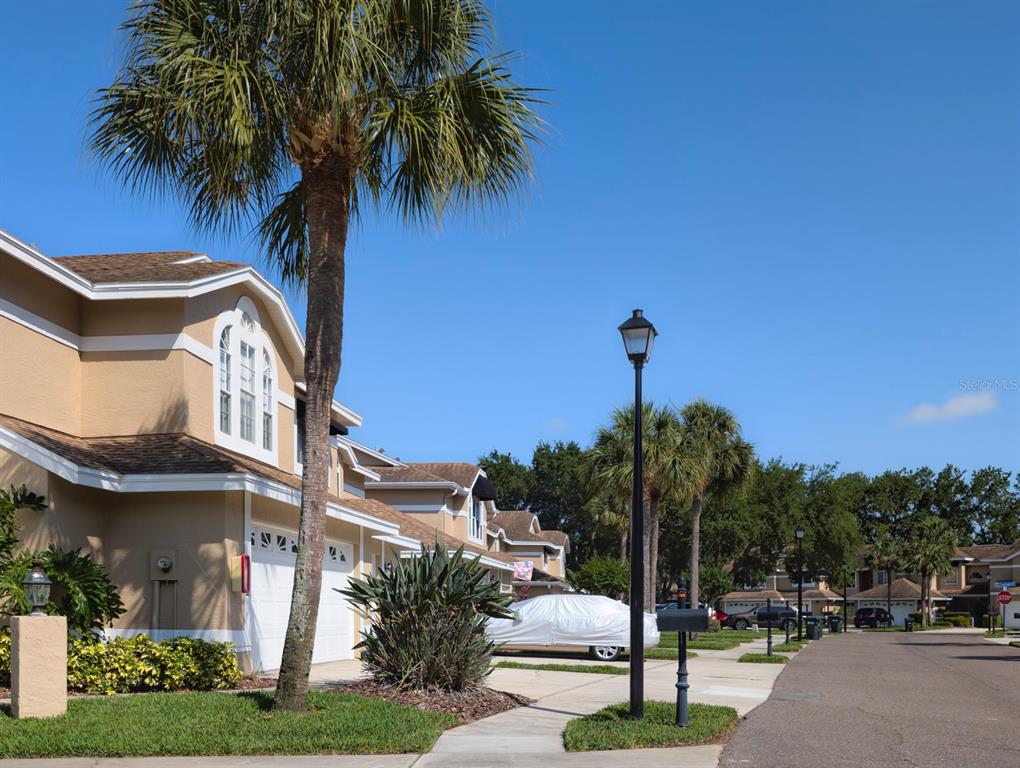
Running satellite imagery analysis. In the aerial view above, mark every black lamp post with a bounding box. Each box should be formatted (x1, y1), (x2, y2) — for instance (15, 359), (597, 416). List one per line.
(674, 575), (689, 727)
(795, 527), (805, 641)
(619, 308), (657, 720)
(842, 563), (850, 631)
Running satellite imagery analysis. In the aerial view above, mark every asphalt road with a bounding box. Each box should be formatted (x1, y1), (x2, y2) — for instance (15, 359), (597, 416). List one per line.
(720, 630), (1019, 768)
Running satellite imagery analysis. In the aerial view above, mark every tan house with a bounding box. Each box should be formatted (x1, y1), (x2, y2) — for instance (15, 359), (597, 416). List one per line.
(0, 228), (521, 671)
(720, 560), (842, 616)
(364, 465), (572, 596)
(487, 510), (571, 595)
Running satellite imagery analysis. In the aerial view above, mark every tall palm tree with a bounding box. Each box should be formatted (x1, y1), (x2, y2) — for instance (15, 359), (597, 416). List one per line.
(588, 402), (691, 610)
(582, 491), (629, 563)
(867, 527), (901, 620)
(905, 516), (957, 628)
(90, 0), (541, 712)
(677, 400), (754, 611)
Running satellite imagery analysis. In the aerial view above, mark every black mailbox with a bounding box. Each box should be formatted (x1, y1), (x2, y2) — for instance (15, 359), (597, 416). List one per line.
(656, 608), (709, 633)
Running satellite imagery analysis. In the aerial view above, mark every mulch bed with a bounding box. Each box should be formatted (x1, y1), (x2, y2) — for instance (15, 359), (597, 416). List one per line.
(229, 676), (277, 691)
(344, 680), (533, 722)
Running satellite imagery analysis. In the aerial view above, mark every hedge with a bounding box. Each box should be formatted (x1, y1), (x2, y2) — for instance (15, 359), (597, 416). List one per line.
(0, 633), (241, 694)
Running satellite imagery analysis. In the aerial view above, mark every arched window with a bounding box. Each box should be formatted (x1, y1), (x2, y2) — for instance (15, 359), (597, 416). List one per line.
(218, 327), (232, 434)
(214, 298), (278, 462)
(262, 350), (273, 451)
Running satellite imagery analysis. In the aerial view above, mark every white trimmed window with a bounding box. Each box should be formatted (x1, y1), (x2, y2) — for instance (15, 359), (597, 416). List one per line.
(218, 327), (232, 433)
(470, 498), (484, 541)
(214, 298), (278, 464)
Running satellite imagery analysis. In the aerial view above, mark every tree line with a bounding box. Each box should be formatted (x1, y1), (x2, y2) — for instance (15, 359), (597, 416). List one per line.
(480, 401), (1020, 615)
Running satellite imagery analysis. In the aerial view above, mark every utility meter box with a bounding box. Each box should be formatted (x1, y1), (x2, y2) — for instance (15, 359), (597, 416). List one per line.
(149, 549), (178, 581)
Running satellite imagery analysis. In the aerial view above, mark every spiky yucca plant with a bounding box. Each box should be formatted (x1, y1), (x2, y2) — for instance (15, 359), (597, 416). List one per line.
(341, 541), (513, 691)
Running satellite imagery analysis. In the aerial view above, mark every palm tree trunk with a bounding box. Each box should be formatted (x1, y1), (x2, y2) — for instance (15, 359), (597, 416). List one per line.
(275, 156), (351, 712)
(690, 491), (703, 611)
(648, 491), (660, 611)
(642, 488), (654, 612)
(619, 528), (628, 563)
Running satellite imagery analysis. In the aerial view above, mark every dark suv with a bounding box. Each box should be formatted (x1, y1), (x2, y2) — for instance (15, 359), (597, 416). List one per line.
(726, 605), (798, 631)
(854, 607), (893, 628)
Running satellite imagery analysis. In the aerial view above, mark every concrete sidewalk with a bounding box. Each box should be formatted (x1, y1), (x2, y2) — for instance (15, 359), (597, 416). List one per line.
(5, 640), (785, 768)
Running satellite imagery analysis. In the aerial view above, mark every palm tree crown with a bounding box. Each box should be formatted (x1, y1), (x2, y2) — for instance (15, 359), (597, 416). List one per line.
(588, 402), (692, 610)
(678, 399), (754, 610)
(90, 0), (542, 712)
(905, 516), (956, 627)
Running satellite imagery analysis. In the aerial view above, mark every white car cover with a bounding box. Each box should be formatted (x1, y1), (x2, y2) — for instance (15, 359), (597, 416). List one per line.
(486, 594), (660, 649)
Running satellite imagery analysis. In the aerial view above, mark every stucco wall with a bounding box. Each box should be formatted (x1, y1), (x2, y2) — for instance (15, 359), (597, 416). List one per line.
(101, 490), (244, 632)
(0, 251), (81, 333)
(80, 298), (185, 337)
(0, 316), (82, 434)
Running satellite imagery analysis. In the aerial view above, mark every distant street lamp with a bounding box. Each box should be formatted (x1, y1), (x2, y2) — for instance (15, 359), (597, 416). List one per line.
(842, 563), (850, 630)
(618, 308), (657, 720)
(22, 559), (51, 616)
(795, 527), (805, 641)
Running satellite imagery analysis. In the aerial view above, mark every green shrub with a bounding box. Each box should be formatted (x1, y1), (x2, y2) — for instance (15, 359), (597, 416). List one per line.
(567, 555), (629, 598)
(64, 635), (240, 695)
(342, 541), (513, 692)
(0, 631), (10, 688)
(943, 615), (970, 628)
(0, 547), (124, 635)
(983, 614), (1002, 629)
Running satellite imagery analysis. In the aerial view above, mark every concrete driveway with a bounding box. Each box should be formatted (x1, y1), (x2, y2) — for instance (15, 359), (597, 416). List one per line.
(720, 628), (1020, 768)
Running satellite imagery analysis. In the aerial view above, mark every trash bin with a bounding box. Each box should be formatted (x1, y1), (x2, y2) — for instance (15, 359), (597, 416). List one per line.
(830, 616), (844, 633)
(805, 617), (822, 640)
(904, 617), (914, 632)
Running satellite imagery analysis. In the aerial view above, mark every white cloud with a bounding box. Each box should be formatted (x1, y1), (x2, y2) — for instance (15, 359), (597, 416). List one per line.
(900, 391), (999, 425)
(544, 416), (569, 434)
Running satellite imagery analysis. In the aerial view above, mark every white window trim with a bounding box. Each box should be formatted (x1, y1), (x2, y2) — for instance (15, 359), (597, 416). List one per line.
(468, 495), (485, 543)
(214, 297), (278, 465)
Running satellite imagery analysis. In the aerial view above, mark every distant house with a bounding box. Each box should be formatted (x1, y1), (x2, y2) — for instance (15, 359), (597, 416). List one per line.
(717, 539), (1020, 627)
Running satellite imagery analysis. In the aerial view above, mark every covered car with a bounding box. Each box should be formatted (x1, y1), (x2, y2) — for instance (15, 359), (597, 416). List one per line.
(485, 593), (660, 661)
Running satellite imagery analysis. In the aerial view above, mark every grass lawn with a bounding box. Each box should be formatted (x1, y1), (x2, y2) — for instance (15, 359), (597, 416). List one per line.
(495, 661), (628, 675)
(772, 642), (805, 652)
(659, 630), (759, 648)
(563, 700), (738, 751)
(0, 691), (457, 758)
(737, 653), (787, 664)
(641, 647), (698, 661)
(1010, 641), (1020, 649)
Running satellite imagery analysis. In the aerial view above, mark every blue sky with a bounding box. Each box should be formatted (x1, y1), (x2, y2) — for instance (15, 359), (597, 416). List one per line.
(1, 1), (1017, 475)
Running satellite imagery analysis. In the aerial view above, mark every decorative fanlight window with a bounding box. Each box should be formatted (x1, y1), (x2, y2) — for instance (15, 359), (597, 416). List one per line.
(214, 297), (278, 462)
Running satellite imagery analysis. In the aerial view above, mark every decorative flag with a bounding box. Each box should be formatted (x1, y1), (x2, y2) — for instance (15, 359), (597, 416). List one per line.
(513, 560), (534, 582)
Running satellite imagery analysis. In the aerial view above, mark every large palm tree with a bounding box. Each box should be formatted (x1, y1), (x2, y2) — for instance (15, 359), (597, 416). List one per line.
(588, 403), (691, 610)
(677, 400), (754, 611)
(905, 516), (957, 628)
(867, 527), (901, 621)
(90, 0), (541, 712)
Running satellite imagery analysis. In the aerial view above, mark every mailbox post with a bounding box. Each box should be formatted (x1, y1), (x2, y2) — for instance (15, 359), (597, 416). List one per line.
(656, 599), (708, 728)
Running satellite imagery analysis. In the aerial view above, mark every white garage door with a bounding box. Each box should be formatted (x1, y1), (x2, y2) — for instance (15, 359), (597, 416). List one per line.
(248, 526), (354, 672)
(861, 600), (914, 624)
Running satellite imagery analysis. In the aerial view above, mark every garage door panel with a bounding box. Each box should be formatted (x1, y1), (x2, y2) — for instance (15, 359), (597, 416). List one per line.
(249, 526), (354, 671)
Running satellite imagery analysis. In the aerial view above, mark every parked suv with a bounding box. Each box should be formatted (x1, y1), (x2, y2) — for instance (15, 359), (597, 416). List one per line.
(726, 606), (798, 631)
(854, 607), (893, 628)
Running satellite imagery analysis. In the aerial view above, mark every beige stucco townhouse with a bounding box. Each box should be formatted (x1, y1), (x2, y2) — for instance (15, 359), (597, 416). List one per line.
(363, 465), (572, 596)
(0, 227), (520, 671)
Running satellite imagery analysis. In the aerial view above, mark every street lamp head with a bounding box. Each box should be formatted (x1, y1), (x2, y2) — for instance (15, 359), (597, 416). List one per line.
(22, 558), (51, 616)
(618, 309), (657, 366)
(677, 575), (687, 591)
(795, 527), (805, 540)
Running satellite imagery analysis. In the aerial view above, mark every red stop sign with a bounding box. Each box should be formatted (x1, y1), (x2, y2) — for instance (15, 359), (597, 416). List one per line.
(997, 590), (1013, 606)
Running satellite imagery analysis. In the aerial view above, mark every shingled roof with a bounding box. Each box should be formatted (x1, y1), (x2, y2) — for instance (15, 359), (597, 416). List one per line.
(488, 510), (571, 553)
(852, 578), (949, 601)
(54, 252), (248, 283)
(0, 412), (515, 568)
